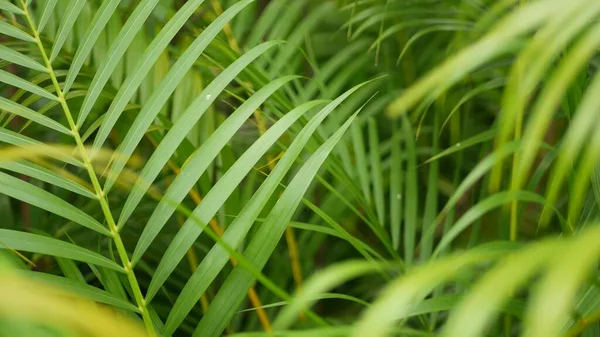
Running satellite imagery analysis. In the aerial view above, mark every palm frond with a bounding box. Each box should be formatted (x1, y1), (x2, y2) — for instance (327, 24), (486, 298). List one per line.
(2, 0), (600, 336)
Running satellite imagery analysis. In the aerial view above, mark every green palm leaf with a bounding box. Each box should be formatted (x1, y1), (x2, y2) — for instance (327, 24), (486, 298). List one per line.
(0, 229), (121, 270)
(193, 105), (361, 337)
(2, 0), (600, 336)
(117, 40), (282, 228)
(0, 171), (109, 235)
(0, 44), (47, 72)
(76, 0), (162, 127)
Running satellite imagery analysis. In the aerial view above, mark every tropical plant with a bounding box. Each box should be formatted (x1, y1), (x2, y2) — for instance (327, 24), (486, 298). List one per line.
(1, 0), (600, 336)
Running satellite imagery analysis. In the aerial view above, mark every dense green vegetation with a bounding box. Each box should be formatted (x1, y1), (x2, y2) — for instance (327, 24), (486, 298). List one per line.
(1, 0), (600, 336)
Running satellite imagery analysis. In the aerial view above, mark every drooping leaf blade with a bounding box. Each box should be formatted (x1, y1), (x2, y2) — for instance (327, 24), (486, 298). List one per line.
(0, 69), (58, 101)
(0, 0), (24, 15)
(0, 44), (47, 73)
(0, 97), (70, 135)
(0, 128), (83, 167)
(0, 161), (96, 199)
(0, 20), (35, 42)
(20, 271), (139, 312)
(0, 229), (121, 271)
(0, 171), (109, 236)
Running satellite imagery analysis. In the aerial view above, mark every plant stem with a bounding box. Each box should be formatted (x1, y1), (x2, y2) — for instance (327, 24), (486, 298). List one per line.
(18, 2), (156, 335)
